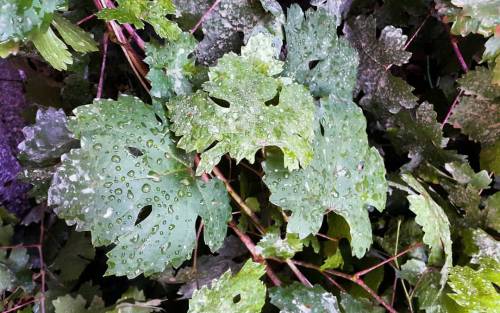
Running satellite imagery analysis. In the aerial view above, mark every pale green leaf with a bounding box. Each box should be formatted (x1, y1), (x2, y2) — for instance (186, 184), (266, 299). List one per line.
(484, 192), (500, 232)
(480, 140), (500, 174)
(144, 32), (196, 100)
(340, 293), (384, 313)
(264, 96), (387, 258)
(256, 230), (303, 259)
(284, 5), (358, 98)
(188, 260), (266, 313)
(463, 228), (500, 264)
(97, 0), (180, 40)
(31, 27), (72, 71)
(448, 258), (500, 312)
(168, 33), (315, 175)
(53, 294), (105, 313)
(0, 41), (19, 58)
(0, 0), (63, 42)
(320, 249), (344, 270)
(270, 282), (341, 313)
(402, 174), (453, 286)
(451, 0), (500, 32)
(48, 95), (231, 278)
(18, 108), (76, 164)
(0, 248), (30, 293)
(400, 258), (427, 285)
(51, 15), (98, 53)
(310, 0), (351, 24)
(449, 67), (500, 145)
(106, 288), (160, 313)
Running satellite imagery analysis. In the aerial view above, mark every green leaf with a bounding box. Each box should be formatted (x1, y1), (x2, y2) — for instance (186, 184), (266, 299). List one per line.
(18, 108), (76, 164)
(399, 258), (427, 285)
(344, 15), (415, 113)
(402, 174), (453, 286)
(0, 248), (31, 293)
(0, 41), (19, 58)
(256, 230), (303, 259)
(144, 33), (197, 101)
(48, 95), (231, 277)
(175, 0), (283, 65)
(188, 260), (266, 313)
(51, 15), (98, 53)
(310, 0), (351, 25)
(448, 258), (500, 312)
(0, 0), (63, 42)
(283, 5), (358, 98)
(450, 0), (500, 33)
(414, 271), (461, 313)
(264, 97), (387, 258)
(339, 293), (384, 313)
(106, 288), (160, 313)
(97, 0), (180, 40)
(51, 232), (95, 283)
(449, 67), (500, 145)
(480, 140), (500, 174)
(168, 33), (315, 175)
(463, 228), (500, 264)
(321, 249), (344, 270)
(484, 192), (500, 232)
(53, 294), (105, 313)
(31, 27), (73, 71)
(270, 282), (341, 313)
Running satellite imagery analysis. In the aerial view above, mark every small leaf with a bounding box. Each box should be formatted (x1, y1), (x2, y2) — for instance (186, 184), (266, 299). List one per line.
(463, 228), (500, 264)
(31, 27), (73, 71)
(484, 192), (500, 232)
(340, 293), (384, 313)
(97, 0), (180, 40)
(321, 249), (344, 270)
(53, 294), (105, 313)
(188, 260), (266, 313)
(144, 32), (197, 100)
(448, 258), (500, 312)
(402, 174), (453, 286)
(51, 15), (98, 53)
(18, 108), (76, 164)
(270, 282), (341, 313)
(449, 67), (500, 145)
(168, 33), (315, 175)
(256, 230), (303, 259)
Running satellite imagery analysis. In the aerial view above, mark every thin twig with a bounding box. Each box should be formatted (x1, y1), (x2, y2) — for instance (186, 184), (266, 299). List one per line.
(450, 37), (469, 72)
(3, 298), (38, 313)
(192, 221), (204, 290)
(190, 0), (222, 34)
(286, 259), (313, 287)
(320, 271), (346, 292)
(97, 32), (109, 99)
(228, 221), (282, 286)
(441, 89), (464, 128)
(76, 14), (96, 26)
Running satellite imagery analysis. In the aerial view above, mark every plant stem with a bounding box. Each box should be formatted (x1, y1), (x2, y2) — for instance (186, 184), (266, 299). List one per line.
(97, 32), (109, 99)
(190, 0), (222, 34)
(286, 259), (313, 287)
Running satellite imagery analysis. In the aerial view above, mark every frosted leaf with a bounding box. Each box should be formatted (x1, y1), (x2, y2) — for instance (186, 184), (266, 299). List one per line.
(168, 33), (315, 175)
(256, 231), (303, 259)
(48, 95), (231, 278)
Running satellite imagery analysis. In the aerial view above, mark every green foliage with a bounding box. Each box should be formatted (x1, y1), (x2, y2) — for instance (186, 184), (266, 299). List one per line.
(256, 230), (303, 259)
(168, 33), (316, 175)
(264, 97), (387, 257)
(48, 95), (231, 277)
(269, 282), (341, 313)
(449, 68), (500, 145)
(144, 32), (197, 101)
(188, 260), (266, 313)
(340, 293), (385, 313)
(97, 0), (181, 40)
(18, 108), (75, 164)
(51, 15), (98, 53)
(403, 174), (453, 286)
(53, 294), (105, 313)
(448, 258), (500, 312)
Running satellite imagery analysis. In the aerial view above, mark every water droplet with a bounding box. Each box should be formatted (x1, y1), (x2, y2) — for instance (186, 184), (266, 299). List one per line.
(142, 184), (151, 193)
(111, 155), (121, 163)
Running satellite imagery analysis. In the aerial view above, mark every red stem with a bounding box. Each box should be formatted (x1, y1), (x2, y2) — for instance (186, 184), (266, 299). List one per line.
(441, 89), (464, 128)
(228, 221), (282, 286)
(76, 14), (96, 26)
(97, 32), (109, 99)
(3, 298), (37, 313)
(450, 37), (469, 72)
(286, 259), (313, 287)
(354, 243), (423, 277)
(190, 0), (222, 34)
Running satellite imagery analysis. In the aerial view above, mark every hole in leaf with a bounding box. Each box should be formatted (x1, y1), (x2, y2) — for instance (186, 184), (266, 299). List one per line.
(135, 205), (152, 225)
(308, 60), (319, 70)
(210, 97), (230, 108)
(264, 92), (280, 106)
(127, 147), (144, 157)
(154, 113), (164, 123)
(319, 123), (325, 136)
(232, 294), (241, 303)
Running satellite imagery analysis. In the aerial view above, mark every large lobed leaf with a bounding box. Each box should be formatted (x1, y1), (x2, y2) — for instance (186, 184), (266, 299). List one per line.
(264, 96), (387, 258)
(48, 95), (232, 278)
(168, 33), (315, 175)
(188, 260), (266, 313)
